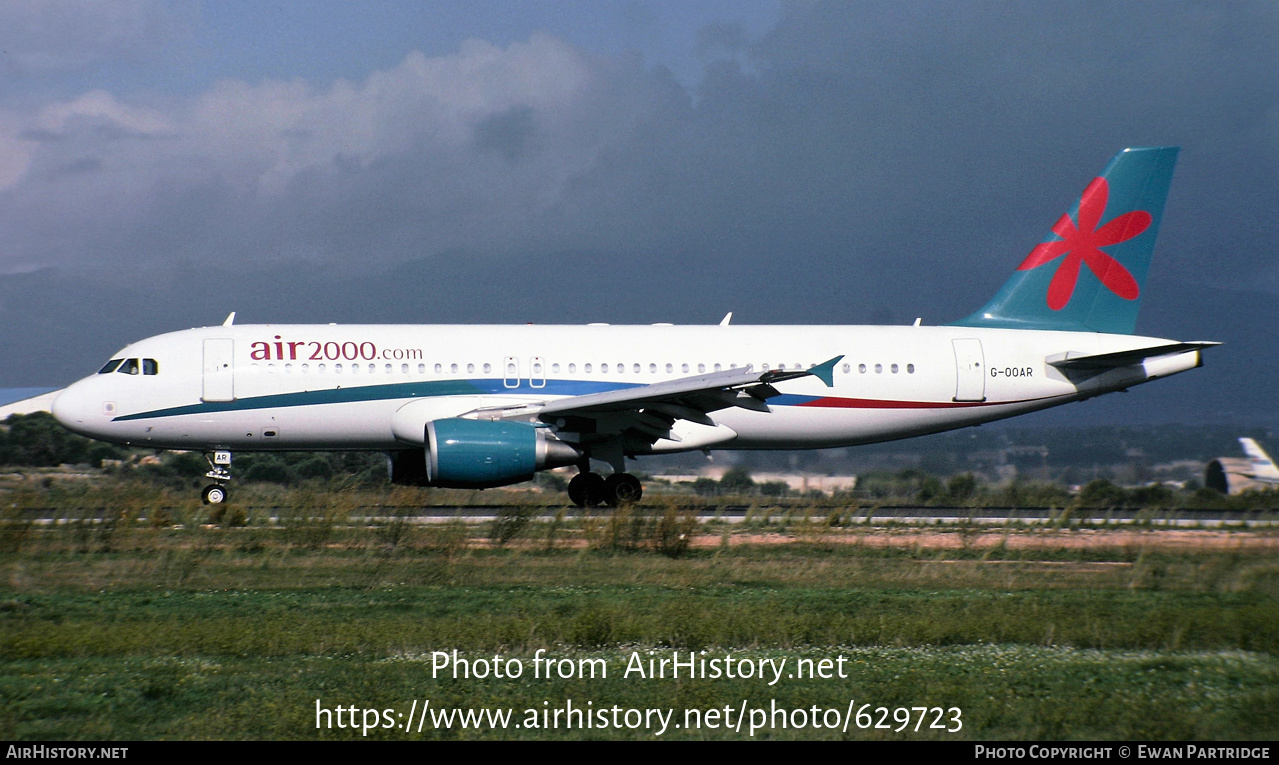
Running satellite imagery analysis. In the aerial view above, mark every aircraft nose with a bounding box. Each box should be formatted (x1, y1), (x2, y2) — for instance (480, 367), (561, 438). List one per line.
(51, 387), (79, 427)
(51, 381), (102, 437)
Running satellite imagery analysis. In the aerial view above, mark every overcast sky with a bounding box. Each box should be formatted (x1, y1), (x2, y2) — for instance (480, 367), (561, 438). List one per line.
(1, 0), (1276, 424)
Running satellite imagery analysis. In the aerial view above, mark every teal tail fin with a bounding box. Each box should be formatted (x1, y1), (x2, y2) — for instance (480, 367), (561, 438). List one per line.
(952, 147), (1178, 334)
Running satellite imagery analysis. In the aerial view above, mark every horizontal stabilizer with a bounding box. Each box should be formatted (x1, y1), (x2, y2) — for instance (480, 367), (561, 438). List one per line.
(1047, 342), (1219, 371)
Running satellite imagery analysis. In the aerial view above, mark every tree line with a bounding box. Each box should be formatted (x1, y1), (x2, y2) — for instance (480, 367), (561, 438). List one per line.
(0, 412), (386, 486)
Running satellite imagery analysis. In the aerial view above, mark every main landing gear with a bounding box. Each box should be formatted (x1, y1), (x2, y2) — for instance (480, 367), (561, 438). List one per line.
(201, 450), (232, 505)
(567, 471), (643, 508)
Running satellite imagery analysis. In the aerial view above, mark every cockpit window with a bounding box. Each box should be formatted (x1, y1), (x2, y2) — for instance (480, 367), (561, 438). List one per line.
(100, 357), (157, 375)
(107, 358), (159, 375)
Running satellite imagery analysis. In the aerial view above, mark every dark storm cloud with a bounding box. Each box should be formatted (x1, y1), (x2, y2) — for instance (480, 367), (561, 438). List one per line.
(0, 0), (184, 75)
(473, 106), (538, 164)
(741, 1), (1279, 296)
(5, 2), (1273, 293)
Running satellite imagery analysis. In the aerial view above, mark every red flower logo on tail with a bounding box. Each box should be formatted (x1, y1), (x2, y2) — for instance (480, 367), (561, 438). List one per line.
(1017, 177), (1151, 310)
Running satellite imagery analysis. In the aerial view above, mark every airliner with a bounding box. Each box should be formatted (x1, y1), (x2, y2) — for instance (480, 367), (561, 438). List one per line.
(1205, 438), (1279, 495)
(1238, 438), (1279, 486)
(52, 147), (1216, 507)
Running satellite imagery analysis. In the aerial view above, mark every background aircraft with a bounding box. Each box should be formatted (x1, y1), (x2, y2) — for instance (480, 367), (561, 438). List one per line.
(0, 388), (60, 421)
(51, 147), (1214, 507)
(1238, 438), (1279, 485)
(1205, 438), (1279, 495)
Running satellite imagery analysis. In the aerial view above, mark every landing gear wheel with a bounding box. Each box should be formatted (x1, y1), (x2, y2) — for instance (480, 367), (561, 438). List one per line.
(603, 473), (643, 507)
(202, 484), (228, 505)
(567, 472), (606, 508)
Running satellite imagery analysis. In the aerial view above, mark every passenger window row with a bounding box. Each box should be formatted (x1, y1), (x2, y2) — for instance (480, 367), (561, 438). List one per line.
(843, 362), (916, 375)
(246, 359), (917, 377)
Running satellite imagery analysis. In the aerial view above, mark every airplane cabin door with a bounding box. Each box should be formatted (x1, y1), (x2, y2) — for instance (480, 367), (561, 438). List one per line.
(529, 356), (546, 388)
(202, 338), (236, 402)
(952, 338), (986, 402)
(503, 356), (519, 389)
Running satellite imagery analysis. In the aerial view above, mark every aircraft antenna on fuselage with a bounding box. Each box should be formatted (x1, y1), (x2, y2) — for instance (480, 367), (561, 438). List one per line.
(720, 312), (732, 326)
(223, 312), (236, 326)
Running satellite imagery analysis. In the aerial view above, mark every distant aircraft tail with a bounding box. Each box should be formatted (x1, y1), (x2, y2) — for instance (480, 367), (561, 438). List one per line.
(1240, 438), (1279, 481)
(953, 147), (1179, 334)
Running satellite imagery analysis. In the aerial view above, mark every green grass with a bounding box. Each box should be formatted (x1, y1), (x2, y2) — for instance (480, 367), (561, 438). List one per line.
(4, 647), (1275, 740)
(4, 585), (1277, 657)
(2, 506), (1276, 740)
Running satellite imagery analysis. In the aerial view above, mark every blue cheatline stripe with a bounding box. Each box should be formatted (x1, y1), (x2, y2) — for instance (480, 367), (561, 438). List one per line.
(112, 378), (644, 422)
(114, 375), (1060, 423)
(112, 376), (1056, 423)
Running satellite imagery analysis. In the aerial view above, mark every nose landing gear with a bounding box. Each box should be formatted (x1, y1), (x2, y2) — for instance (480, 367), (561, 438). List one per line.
(201, 450), (232, 505)
(201, 484), (227, 505)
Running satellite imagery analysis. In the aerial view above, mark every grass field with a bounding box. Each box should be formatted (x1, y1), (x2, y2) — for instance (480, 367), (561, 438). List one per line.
(2, 487), (1277, 740)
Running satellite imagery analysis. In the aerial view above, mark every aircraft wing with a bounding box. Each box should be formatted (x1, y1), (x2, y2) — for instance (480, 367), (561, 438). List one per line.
(467, 355), (843, 444)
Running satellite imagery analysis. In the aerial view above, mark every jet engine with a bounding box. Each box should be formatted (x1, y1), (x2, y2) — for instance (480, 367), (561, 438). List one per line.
(390, 418), (580, 489)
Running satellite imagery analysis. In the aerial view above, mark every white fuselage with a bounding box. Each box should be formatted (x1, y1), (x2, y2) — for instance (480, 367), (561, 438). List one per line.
(51, 322), (1202, 455)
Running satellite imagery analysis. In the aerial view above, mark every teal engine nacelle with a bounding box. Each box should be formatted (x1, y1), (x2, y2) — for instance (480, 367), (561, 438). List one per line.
(393, 418), (580, 489)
